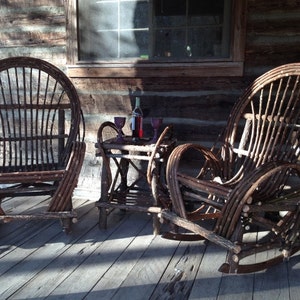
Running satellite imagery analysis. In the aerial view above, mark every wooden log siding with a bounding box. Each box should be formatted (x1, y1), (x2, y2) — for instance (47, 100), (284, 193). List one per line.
(0, 1), (66, 65)
(245, 0), (300, 76)
(74, 76), (247, 144)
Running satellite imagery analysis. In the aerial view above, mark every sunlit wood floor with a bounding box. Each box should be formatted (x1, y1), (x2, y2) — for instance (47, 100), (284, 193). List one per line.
(0, 195), (300, 300)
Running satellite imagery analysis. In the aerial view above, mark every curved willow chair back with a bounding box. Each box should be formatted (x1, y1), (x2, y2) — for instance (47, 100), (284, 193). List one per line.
(0, 57), (83, 171)
(0, 57), (86, 231)
(219, 64), (300, 183)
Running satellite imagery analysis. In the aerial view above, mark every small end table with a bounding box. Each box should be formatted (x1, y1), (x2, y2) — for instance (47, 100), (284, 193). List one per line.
(95, 123), (175, 234)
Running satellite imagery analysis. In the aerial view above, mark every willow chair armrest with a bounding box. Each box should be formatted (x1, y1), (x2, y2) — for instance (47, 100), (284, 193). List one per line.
(216, 161), (300, 239)
(146, 124), (174, 185)
(48, 141), (86, 212)
(166, 143), (223, 219)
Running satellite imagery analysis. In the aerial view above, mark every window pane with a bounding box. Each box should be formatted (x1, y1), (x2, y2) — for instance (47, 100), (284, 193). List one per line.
(153, 0), (230, 59)
(188, 28), (224, 58)
(78, 0), (231, 61)
(189, 0), (224, 15)
(155, 14), (186, 27)
(79, 0), (149, 60)
(79, 1), (119, 60)
(154, 0), (186, 16)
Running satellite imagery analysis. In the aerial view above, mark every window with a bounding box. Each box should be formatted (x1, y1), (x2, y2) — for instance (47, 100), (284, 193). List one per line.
(67, 0), (246, 77)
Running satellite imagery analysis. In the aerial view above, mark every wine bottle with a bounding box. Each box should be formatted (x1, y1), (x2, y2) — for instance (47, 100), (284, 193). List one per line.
(131, 97), (143, 141)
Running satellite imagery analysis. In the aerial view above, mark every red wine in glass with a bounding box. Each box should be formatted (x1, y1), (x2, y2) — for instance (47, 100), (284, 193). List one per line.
(114, 117), (126, 143)
(151, 117), (163, 143)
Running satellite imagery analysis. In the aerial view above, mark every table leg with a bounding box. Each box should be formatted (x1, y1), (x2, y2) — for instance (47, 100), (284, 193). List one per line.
(119, 157), (129, 193)
(98, 158), (110, 229)
(150, 162), (161, 235)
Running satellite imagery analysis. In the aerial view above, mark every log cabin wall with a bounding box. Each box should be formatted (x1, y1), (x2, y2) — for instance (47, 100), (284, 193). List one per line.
(0, 0), (66, 66)
(0, 0), (300, 195)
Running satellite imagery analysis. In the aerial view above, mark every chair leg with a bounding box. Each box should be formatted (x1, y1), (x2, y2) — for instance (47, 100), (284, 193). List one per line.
(98, 207), (108, 229)
(153, 214), (161, 235)
(59, 198), (75, 233)
(61, 217), (72, 234)
(0, 205), (5, 216)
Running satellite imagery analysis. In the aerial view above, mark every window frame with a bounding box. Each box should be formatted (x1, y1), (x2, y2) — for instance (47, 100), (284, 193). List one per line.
(66, 0), (247, 78)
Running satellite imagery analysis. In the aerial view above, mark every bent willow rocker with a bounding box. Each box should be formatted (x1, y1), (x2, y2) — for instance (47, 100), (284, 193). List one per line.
(162, 63), (300, 273)
(0, 57), (86, 232)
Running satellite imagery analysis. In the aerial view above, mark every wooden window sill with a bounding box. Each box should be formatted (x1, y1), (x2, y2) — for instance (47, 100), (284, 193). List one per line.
(67, 62), (244, 78)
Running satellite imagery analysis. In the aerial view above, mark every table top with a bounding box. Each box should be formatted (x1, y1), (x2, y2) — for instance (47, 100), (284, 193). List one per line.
(100, 136), (175, 152)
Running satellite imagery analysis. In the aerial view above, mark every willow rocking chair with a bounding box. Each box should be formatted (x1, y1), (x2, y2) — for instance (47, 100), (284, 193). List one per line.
(0, 57), (86, 232)
(162, 63), (300, 273)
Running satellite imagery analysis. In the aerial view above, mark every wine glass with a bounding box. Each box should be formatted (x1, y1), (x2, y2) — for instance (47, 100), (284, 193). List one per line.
(114, 117), (126, 143)
(150, 117), (163, 143)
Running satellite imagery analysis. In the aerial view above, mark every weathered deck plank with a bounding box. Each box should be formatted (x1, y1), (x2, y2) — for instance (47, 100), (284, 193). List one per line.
(46, 213), (152, 299)
(108, 234), (181, 300)
(150, 241), (206, 300)
(86, 219), (155, 299)
(287, 255), (300, 300)
(253, 265), (290, 300)
(3, 200), (98, 299)
(0, 199), (95, 298)
(0, 196), (300, 299)
(190, 243), (227, 300)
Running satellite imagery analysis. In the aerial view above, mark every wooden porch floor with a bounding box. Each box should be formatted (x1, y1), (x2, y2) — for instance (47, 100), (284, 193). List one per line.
(1, 195), (300, 300)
